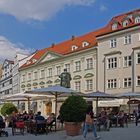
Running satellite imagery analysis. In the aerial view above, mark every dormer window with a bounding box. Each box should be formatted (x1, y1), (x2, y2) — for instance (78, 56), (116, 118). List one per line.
(32, 59), (37, 63)
(112, 23), (118, 30)
(135, 16), (140, 23)
(26, 60), (31, 65)
(72, 45), (78, 51)
(82, 41), (89, 47)
(123, 20), (129, 27)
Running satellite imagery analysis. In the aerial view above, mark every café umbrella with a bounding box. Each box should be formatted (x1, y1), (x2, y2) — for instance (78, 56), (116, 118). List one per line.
(26, 85), (81, 130)
(4, 92), (49, 112)
(84, 91), (116, 116)
(116, 92), (140, 115)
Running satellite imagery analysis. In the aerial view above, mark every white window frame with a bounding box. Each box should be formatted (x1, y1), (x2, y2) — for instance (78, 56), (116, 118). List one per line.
(65, 64), (70, 73)
(137, 76), (140, 86)
(40, 69), (45, 79)
(28, 73), (31, 81)
(56, 66), (61, 76)
(107, 57), (117, 69)
(74, 81), (81, 91)
(86, 79), (93, 91)
(124, 35), (131, 45)
(22, 74), (25, 82)
(33, 71), (38, 80)
(107, 79), (117, 89)
(112, 23), (118, 30)
(110, 39), (117, 48)
(123, 77), (132, 88)
(123, 56), (132, 67)
(86, 58), (93, 69)
(135, 16), (140, 23)
(48, 68), (52, 77)
(75, 61), (81, 72)
(123, 20), (129, 27)
(137, 52), (140, 64)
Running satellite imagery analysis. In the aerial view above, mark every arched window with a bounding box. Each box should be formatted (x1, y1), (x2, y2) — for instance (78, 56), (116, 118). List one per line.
(135, 16), (140, 23)
(82, 41), (89, 47)
(71, 45), (78, 51)
(123, 20), (129, 27)
(112, 23), (118, 30)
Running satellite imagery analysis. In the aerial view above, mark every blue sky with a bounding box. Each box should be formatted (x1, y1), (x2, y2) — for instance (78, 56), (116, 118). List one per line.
(0, 0), (140, 61)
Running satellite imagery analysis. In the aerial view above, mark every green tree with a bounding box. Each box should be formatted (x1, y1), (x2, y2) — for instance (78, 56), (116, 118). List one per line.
(1, 103), (18, 116)
(60, 96), (87, 122)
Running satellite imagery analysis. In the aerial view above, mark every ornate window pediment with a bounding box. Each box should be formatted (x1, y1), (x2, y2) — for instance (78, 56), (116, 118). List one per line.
(54, 79), (60, 83)
(39, 81), (45, 85)
(21, 84), (25, 88)
(46, 80), (53, 84)
(27, 83), (31, 87)
(33, 82), (38, 86)
(84, 73), (94, 78)
(73, 75), (82, 80)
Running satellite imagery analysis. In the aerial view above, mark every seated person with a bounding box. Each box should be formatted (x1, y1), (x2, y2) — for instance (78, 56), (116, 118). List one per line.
(117, 110), (125, 127)
(47, 113), (55, 125)
(35, 111), (45, 122)
(35, 111), (46, 131)
(97, 109), (110, 130)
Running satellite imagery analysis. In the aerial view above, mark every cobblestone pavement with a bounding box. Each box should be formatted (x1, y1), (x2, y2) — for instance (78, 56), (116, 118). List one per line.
(2, 123), (140, 140)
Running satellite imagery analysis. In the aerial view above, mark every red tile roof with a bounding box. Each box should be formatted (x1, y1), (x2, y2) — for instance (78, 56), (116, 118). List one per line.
(20, 8), (140, 69)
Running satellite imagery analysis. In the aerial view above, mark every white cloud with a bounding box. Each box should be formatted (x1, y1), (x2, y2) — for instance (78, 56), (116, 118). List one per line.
(0, 0), (95, 21)
(0, 36), (33, 62)
(100, 4), (107, 12)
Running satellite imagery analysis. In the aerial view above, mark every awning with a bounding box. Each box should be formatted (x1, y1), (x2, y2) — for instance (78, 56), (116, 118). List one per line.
(98, 99), (125, 107)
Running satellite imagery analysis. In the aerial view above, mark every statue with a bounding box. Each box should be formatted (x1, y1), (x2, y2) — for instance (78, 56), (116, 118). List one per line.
(59, 69), (72, 88)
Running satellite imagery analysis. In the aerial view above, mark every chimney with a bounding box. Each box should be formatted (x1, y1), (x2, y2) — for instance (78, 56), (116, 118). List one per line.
(52, 43), (55, 47)
(71, 35), (75, 41)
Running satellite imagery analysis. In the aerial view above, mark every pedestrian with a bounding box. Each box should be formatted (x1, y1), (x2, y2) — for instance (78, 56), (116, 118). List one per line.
(83, 105), (100, 140)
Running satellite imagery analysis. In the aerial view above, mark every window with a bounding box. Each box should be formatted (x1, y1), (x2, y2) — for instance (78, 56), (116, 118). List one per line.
(107, 79), (117, 89)
(123, 77), (132, 88)
(112, 23), (118, 30)
(33, 71), (38, 80)
(65, 64), (70, 72)
(110, 39), (117, 48)
(72, 45), (78, 51)
(82, 41), (89, 47)
(22, 74), (25, 82)
(86, 79), (93, 91)
(28, 73), (31, 81)
(75, 61), (81, 71)
(135, 16), (140, 23)
(137, 52), (140, 64)
(40, 70), (45, 78)
(86, 58), (93, 69)
(48, 68), (52, 77)
(124, 35), (131, 44)
(56, 66), (61, 75)
(107, 57), (117, 69)
(123, 20), (129, 27)
(74, 81), (81, 91)
(123, 56), (132, 67)
(137, 76), (140, 86)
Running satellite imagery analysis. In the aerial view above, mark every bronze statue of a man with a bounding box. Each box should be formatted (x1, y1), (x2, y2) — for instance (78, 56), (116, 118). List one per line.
(59, 69), (72, 88)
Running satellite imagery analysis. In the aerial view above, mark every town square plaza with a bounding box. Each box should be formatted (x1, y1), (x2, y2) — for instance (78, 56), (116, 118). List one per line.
(3, 123), (140, 140)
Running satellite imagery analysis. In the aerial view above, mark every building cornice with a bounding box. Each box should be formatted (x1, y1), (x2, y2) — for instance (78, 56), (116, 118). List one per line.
(97, 24), (140, 40)
(104, 51), (122, 56)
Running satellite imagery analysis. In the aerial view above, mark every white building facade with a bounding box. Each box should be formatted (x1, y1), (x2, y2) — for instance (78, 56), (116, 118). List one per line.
(0, 59), (14, 95)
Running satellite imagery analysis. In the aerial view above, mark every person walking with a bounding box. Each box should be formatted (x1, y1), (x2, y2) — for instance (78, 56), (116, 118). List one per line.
(83, 105), (100, 140)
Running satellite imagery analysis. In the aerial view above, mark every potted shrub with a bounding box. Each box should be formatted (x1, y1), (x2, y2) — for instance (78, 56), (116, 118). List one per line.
(60, 96), (87, 136)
